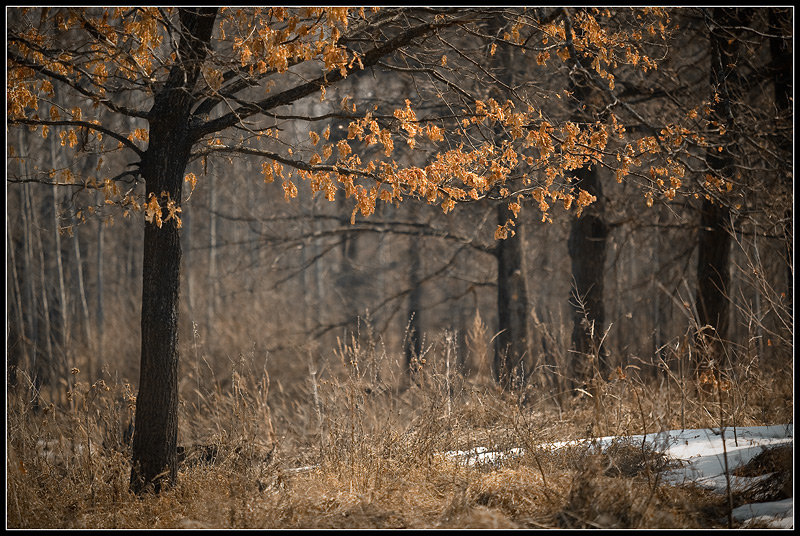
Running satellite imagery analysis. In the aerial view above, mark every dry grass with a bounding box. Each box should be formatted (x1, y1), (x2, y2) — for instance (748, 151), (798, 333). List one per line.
(6, 325), (793, 529)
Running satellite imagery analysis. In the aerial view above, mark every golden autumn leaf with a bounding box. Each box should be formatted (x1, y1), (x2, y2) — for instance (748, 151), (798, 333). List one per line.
(282, 179), (298, 200)
(184, 172), (197, 192)
(144, 193), (162, 227)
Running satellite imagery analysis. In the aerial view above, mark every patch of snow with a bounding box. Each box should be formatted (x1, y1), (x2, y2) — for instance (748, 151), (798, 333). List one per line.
(443, 446), (524, 467)
(441, 424), (793, 528)
(648, 425), (794, 529)
(733, 498), (794, 528)
(284, 465), (318, 473)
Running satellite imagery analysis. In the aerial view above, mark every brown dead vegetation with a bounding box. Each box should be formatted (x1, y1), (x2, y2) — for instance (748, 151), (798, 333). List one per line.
(6, 329), (793, 529)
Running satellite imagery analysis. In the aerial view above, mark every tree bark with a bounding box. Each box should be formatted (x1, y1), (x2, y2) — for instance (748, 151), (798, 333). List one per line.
(695, 200), (731, 358)
(567, 165), (608, 384)
(564, 8), (609, 387)
(96, 192), (105, 375)
(486, 15), (533, 391)
(405, 235), (424, 374)
(207, 170), (218, 335)
(495, 203), (532, 390)
(71, 215), (94, 365)
(131, 161), (185, 492)
(130, 7), (218, 494)
(7, 210), (26, 388)
(30, 182), (56, 398)
(768, 7), (793, 329)
(693, 8), (746, 370)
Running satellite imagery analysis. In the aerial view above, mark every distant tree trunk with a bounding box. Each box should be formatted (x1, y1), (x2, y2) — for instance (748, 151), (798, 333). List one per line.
(30, 181), (56, 397)
(96, 192), (106, 376)
(567, 165), (608, 385)
(51, 184), (68, 385)
(44, 0), (67, 383)
(495, 203), (532, 390)
(207, 170), (218, 335)
(651, 216), (672, 369)
(7, 210), (26, 387)
(71, 215), (94, 363)
(130, 7), (217, 494)
(315, 201), (327, 333)
(405, 237), (423, 374)
(337, 200), (364, 328)
(301, 198), (327, 335)
(695, 199), (731, 363)
(768, 7), (793, 327)
(17, 136), (40, 399)
(563, 9), (609, 387)
(487, 15), (533, 391)
(693, 8), (747, 370)
(47, 116), (69, 388)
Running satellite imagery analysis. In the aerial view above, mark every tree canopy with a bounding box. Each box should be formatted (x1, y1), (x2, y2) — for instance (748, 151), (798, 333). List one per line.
(8, 7), (691, 233)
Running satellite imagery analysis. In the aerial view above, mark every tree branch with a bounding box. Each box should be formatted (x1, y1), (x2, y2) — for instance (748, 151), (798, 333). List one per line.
(8, 50), (151, 120)
(7, 118), (144, 157)
(190, 17), (464, 140)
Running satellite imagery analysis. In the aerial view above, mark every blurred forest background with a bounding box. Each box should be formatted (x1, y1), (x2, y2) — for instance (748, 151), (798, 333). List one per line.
(6, 6), (792, 412)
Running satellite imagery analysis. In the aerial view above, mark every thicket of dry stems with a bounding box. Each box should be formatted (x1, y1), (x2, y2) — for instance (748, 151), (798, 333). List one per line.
(6, 312), (793, 529)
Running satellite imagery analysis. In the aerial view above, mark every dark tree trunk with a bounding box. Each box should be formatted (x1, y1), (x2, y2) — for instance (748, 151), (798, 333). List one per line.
(485, 15), (533, 391)
(129, 7), (218, 494)
(768, 7), (793, 327)
(563, 8), (609, 387)
(495, 203), (532, 390)
(567, 166), (608, 385)
(693, 8), (747, 370)
(131, 166), (185, 493)
(695, 199), (731, 352)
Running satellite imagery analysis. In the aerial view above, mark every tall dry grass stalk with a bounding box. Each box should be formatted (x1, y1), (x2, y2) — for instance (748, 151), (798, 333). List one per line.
(466, 308), (491, 383)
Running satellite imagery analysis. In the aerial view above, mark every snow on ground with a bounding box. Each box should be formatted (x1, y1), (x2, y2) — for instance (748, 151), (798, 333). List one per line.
(732, 498), (793, 529)
(445, 424), (794, 528)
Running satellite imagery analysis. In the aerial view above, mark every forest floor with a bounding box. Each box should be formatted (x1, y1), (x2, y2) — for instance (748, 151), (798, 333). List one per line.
(6, 349), (794, 529)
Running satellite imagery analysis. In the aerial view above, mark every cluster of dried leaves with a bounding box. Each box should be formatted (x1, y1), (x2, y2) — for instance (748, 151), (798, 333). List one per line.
(8, 7), (734, 237)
